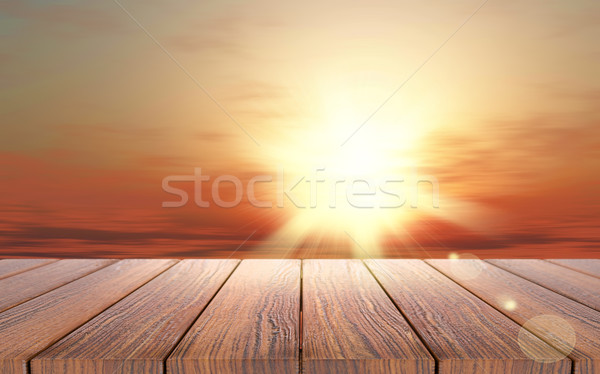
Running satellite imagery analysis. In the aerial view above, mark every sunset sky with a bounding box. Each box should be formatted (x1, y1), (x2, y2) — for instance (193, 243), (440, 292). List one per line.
(1, 0), (599, 258)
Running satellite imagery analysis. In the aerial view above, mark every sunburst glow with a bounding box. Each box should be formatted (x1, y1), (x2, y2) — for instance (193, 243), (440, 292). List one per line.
(258, 97), (445, 256)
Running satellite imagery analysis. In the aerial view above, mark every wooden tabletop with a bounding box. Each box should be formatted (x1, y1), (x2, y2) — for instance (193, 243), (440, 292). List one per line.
(0, 258), (598, 374)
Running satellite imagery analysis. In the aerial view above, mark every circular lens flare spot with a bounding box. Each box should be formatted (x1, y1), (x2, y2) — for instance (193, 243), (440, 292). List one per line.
(518, 315), (576, 363)
(504, 299), (517, 311)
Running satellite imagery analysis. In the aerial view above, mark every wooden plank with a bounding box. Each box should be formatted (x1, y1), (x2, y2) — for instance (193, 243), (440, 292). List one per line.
(489, 259), (600, 311)
(548, 259), (600, 279)
(365, 259), (570, 374)
(30, 259), (239, 374)
(0, 259), (57, 280)
(428, 259), (600, 374)
(0, 259), (176, 374)
(167, 259), (300, 374)
(302, 260), (434, 374)
(0, 259), (116, 313)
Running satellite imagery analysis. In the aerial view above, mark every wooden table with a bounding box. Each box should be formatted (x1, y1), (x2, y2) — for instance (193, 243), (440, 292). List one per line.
(0, 259), (598, 373)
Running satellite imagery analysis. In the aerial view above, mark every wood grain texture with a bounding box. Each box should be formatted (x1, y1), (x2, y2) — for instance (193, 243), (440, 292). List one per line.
(0, 259), (57, 280)
(365, 259), (570, 374)
(0, 259), (116, 313)
(548, 259), (600, 279)
(428, 259), (600, 374)
(0, 259), (176, 374)
(302, 260), (434, 374)
(167, 259), (300, 374)
(489, 259), (600, 311)
(31, 259), (239, 374)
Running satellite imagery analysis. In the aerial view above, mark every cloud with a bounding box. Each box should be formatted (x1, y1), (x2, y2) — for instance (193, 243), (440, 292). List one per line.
(417, 107), (600, 195)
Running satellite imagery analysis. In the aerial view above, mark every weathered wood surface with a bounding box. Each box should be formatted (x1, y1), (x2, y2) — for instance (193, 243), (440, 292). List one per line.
(489, 259), (600, 311)
(549, 259), (600, 279)
(167, 260), (300, 374)
(302, 260), (434, 374)
(0, 259), (57, 280)
(0, 259), (176, 374)
(366, 259), (571, 374)
(429, 259), (600, 374)
(31, 259), (238, 374)
(0, 259), (116, 313)
(0, 259), (598, 373)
